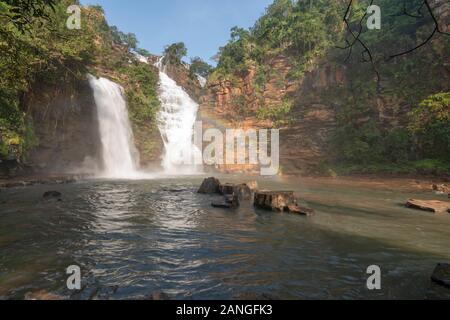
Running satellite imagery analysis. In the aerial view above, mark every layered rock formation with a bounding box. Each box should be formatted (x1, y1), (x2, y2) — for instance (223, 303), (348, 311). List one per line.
(24, 77), (102, 173)
(198, 54), (343, 175)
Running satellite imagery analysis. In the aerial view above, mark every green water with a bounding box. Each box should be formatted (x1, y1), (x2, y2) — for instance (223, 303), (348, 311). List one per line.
(0, 175), (449, 299)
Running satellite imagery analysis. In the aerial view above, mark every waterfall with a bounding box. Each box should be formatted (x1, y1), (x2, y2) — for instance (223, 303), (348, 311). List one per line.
(88, 75), (141, 179)
(156, 58), (202, 175)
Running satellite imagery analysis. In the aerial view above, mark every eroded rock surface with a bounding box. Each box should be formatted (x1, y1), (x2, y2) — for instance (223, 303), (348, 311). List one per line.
(406, 199), (450, 214)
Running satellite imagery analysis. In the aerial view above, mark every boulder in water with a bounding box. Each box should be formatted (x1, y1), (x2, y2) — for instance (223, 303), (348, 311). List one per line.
(235, 184), (253, 200)
(43, 191), (62, 201)
(219, 182), (254, 200)
(254, 191), (297, 212)
(198, 177), (221, 194)
(212, 193), (240, 209)
(219, 183), (236, 195)
(405, 199), (450, 214)
(246, 181), (259, 192)
(431, 263), (450, 288)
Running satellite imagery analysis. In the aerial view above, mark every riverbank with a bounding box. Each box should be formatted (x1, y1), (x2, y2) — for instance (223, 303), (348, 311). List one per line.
(0, 172), (447, 194)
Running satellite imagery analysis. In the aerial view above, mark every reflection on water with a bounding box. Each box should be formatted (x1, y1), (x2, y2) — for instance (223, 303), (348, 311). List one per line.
(0, 176), (449, 300)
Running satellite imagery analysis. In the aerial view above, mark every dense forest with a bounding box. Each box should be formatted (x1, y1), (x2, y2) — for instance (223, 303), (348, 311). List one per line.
(210, 0), (450, 175)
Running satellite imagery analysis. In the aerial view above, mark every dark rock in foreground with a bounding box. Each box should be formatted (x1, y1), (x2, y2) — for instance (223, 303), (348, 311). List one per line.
(431, 263), (450, 288)
(233, 292), (277, 300)
(43, 191), (62, 200)
(406, 199), (450, 214)
(254, 191), (297, 212)
(146, 291), (171, 300)
(25, 290), (62, 300)
(198, 177), (221, 194)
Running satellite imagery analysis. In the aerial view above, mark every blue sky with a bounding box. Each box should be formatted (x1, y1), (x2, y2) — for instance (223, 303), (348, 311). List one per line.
(80, 0), (273, 64)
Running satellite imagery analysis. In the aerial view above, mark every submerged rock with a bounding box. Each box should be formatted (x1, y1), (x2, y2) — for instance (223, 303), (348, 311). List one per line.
(235, 184), (253, 200)
(43, 191), (62, 201)
(198, 177), (221, 194)
(233, 292), (277, 300)
(254, 191), (297, 212)
(285, 204), (315, 216)
(431, 263), (450, 288)
(25, 290), (62, 300)
(211, 201), (233, 209)
(145, 291), (171, 300)
(405, 199), (450, 214)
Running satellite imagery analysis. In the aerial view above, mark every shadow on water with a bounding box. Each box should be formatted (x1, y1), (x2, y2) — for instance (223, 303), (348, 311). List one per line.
(0, 176), (449, 300)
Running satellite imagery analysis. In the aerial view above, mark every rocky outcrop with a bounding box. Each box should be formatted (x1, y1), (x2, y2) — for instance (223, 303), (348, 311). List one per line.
(199, 55), (340, 175)
(433, 184), (450, 196)
(406, 199), (450, 214)
(430, 0), (450, 32)
(254, 191), (314, 216)
(24, 76), (103, 174)
(254, 191), (297, 211)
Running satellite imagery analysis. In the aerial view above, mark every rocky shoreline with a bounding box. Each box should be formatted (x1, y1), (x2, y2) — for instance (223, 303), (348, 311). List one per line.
(0, 174), (91, 189)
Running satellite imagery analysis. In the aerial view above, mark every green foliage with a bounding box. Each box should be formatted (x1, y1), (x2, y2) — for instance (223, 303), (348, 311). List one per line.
(136, 48), (151, 56)
(123, 65), (160, 125)
(189, 57), (212, 77)
(163, 42), (187, 65)
(257, 101), (293, 126)
(331, 159), (450, 176)
(0, 0), (57, 34)
(212, 0), (341, 79)
(107, 25), (139, 50)
(409, 92), (450, 160)
(0, 0), (157, 161)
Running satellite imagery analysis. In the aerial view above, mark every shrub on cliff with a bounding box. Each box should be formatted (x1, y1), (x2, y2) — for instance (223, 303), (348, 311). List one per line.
(409, 92), (450, 161)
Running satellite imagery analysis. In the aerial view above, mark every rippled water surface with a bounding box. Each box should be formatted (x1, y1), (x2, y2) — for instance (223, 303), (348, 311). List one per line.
(0, 176), (449, 299)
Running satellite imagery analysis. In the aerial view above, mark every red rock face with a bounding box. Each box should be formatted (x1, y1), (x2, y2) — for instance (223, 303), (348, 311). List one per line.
(199, 55), (341, 175)
(430, 0), (450, 32)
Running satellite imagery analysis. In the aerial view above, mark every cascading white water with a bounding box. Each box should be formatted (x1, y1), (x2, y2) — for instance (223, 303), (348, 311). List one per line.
(88, 75), (141, 179)
(156, 58), (202, 175)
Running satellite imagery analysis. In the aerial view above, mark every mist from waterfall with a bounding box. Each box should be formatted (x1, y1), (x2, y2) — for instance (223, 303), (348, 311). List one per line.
(156, 58), (203, 175)
(88, 75), (142, 179)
